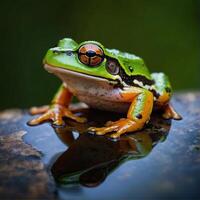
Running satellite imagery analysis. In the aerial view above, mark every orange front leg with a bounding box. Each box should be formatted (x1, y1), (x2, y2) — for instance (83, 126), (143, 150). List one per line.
(89, 88), (154, 138)
(28, 84), (87, 126)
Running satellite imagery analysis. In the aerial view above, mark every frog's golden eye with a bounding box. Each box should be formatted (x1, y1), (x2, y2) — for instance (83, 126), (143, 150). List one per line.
(78, 44), (104, 66)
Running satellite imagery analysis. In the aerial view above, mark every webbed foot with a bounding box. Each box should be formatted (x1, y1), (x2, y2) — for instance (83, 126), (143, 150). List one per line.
(28, 104), (87, 126)
(88, 118), (139, 139)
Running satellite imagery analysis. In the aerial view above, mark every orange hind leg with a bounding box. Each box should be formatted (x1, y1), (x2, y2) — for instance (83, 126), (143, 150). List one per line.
(151, 72), (182, 120)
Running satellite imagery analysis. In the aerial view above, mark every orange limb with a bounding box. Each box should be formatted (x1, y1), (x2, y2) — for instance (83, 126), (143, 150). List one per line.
(89, 88), (154, 138)
(30, 105), (49, 115)
(28, 84), (87, 126)
(151, 73), (182, 119)
(162, 104), (182, 120)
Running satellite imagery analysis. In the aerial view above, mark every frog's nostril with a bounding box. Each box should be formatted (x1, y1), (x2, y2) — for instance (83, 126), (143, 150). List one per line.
(86, 50), (96, 57)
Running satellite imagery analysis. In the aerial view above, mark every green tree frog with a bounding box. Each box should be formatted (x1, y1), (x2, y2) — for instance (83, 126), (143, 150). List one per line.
(29, 38), (181, 138)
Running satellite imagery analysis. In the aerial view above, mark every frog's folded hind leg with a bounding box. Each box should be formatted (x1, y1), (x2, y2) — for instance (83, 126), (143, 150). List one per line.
(151, 72), (182, 120)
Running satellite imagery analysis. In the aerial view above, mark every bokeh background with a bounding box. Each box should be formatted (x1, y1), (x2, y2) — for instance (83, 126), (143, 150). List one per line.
(0, 0), (200, 109)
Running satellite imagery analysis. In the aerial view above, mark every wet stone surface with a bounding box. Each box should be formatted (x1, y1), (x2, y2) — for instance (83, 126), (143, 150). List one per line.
(0, 92), (200, 200)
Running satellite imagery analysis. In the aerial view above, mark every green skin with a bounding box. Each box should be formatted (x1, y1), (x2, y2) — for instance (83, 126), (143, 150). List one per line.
(29, 38), (180, 138)
(45, 38), (153, 83)
(45, 38), (172, 112)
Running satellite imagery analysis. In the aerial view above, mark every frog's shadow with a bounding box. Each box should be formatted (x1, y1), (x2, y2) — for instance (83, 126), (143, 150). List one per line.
(49, 108), (172, 188)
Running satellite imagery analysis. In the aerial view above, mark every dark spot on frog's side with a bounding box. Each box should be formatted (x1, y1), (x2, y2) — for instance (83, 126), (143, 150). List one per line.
(165, 87), (171, 93)
(129, 66), (134, 72)
(135, 113), (143, 119)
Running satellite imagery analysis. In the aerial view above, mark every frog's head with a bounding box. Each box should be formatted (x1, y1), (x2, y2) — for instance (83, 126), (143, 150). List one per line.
(44, 38), (153, 87)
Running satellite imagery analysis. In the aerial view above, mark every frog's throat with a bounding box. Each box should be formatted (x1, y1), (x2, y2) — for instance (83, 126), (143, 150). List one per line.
(44, 64), (120, 86)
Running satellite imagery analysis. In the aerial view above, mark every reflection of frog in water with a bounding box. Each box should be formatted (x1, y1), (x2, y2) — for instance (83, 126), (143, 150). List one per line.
(51, 108), (171, 187)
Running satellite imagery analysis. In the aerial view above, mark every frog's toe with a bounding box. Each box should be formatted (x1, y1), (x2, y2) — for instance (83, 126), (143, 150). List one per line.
(28, 104), (87, 126)
(53, 114), (65, 126)
(110, 120), (136, 138)
(28, 112), (53, 126)
(28, 118), (40, 126)
(64, 109), (87, 123)
(29, 105), (49, 115)
(89, 125), (119, 135)
(162, 104), (182, 120)
(110, 127), (129, 138)
(89, 119), (137, 138)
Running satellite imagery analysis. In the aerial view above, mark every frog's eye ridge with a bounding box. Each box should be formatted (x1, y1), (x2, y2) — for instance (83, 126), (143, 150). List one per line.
(78, 44), (104, 66)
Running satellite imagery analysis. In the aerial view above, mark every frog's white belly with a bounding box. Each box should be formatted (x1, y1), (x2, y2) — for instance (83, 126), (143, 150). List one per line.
(44, 64), (130, 113)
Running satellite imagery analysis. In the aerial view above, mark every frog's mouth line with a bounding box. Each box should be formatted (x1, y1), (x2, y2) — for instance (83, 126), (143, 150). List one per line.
(44, 64), (121, 86)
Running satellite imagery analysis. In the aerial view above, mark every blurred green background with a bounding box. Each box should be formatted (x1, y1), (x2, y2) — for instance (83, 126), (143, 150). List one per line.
(0, 0), (200, 109)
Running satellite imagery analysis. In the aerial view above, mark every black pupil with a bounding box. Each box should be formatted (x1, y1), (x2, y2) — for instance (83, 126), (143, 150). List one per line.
(86, 50), (96, 57)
